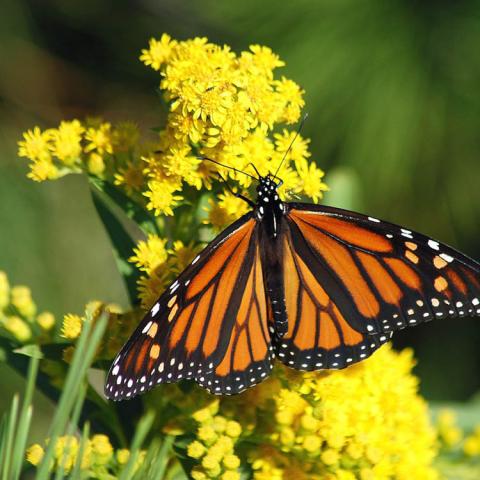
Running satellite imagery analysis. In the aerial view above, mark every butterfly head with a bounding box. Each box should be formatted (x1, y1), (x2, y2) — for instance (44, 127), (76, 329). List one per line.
(255, 174), (285, 227)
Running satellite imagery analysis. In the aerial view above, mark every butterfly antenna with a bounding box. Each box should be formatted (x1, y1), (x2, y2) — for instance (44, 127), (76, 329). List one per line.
(199, 156), (257, 181)
(273, 113), (309, 178)
(247, 162), (261, 179)
(216, 172), (255, 207)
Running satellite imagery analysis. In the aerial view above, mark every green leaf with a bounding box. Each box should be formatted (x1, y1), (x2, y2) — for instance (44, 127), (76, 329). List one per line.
(89, 176), (160, 236)
(13, 344), (43, 359)
(90, 187), (142, 306)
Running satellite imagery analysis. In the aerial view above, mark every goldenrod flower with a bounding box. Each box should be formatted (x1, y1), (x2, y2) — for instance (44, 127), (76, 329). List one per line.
(26, 444), (44, 466)
(223, 454), (240, 469)
(61, 313), (83, 339)
(90, 434), (113, 465)
(11, 285), (36, 318)
(117, 448), (130, 464)
(114, 162), (145, 194)
(27, 158), (59, 182)
(188, 441), (207, 459)
(3, 315), (31, 342)
(129, 234), (168, 275)
(18, 127), (52, 162)
(50, 120), (84, 165)
(36, 311), (55, 330)
(144, 180), (183, 216)
(54, 436), (79, 473)
(85, 123), (113, 155)
(140, 34), (177, 71)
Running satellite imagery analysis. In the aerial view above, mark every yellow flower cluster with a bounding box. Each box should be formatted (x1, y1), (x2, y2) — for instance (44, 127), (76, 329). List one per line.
(141, 35), (327, 219)
(187, 401), (243, 480)
(26, 434), (145, 476)
(19, 35), (327, 220)
(0, 270), (55, 343)
(144, 346), (439, 480)
(240, 345), (439, 480)
(129, 235), (198, 308)
(435, 408), (480, 459)
(18, 119), (148, 197)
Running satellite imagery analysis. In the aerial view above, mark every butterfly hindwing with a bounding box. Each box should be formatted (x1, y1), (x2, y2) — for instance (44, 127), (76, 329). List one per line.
(105, 213), (274, 399)
(285, 203), (480, 340)
(273, 223), (390, 371)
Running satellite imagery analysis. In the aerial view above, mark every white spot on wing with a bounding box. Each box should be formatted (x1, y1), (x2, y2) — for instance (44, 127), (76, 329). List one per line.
(142, 320), (153, 334)
(439, 253), (454, 263)
(151, 303), (160, 317)
(428, 240), (440, 251)
(368, 217), (380, 223)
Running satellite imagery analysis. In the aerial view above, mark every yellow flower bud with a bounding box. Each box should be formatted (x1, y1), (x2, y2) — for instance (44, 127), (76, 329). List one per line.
(303, 435), (321, 453)
(26, 444), (44, 465)
(346, 442), (363, 460)
(223, 454), (240, 469)
(87, 152), (105, 175)
(90, 434), (113, 464)
(225, 420), (242, 438)
(117, 449), (130, 465)
(212, 415), (228, 433)
(463, 436), (480, 456)
(191, 468), (208, 480)
(222, 470), (240, 480)
(188, 441), (206, 459)
(198, 425), (217, 444)
(37, 311), (55, 330)
(279, 427), (295, 447)
(202, 454), (221, 475)
(11, 286), (36, 318)
(300, 414), (319, 432)
(4, 316), (31, 342)
(321, 448), (339, 466)
(276, 410), (294, 425)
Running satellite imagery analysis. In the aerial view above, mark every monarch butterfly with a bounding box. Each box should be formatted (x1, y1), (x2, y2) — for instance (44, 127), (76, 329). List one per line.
(105, 165), (480, 400)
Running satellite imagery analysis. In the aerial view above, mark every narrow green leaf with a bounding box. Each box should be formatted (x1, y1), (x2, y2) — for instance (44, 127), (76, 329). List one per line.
(54, 381), (88, 480)
(36, 312), (108, 478)
(70, 421), (90, 480)
(1, 394), (19, 480)
(10, 356), (38, 479)
(152, 436), (174, 480)
(90, 187), (141, 306)
(118, 410), (155, 480)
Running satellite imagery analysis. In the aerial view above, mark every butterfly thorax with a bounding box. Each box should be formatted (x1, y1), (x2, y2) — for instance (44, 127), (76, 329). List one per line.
(255, 176), (285, 240)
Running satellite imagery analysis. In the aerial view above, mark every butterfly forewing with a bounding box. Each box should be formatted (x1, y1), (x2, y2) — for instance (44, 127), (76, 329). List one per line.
(106, 213), (273, 400)
(286, 203), (480, 338)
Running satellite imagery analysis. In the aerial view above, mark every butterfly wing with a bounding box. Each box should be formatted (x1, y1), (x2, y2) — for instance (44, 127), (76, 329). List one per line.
(276, 219), (391, 370)
(105, 213), (273, 400)
(277, 203), (480, 370)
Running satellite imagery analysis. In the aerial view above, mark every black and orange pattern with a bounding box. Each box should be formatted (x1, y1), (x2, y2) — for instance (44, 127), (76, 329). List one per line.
(105, 175), (480, 400)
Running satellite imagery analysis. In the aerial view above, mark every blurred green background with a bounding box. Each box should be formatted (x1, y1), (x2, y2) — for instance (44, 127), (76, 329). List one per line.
(1, 0), (479, 406)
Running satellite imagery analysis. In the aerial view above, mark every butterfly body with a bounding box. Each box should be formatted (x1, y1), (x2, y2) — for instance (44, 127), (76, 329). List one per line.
(105, 174), (480, 400)
(255, 176), (289, 336)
